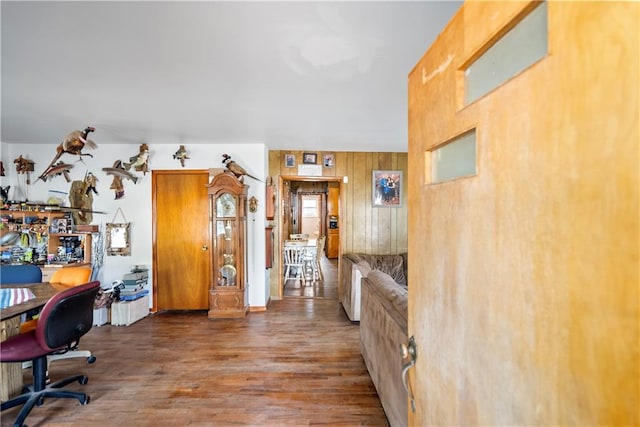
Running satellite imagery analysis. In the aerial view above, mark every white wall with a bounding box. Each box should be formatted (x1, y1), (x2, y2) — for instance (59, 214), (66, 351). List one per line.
(0, 141), (268, 309)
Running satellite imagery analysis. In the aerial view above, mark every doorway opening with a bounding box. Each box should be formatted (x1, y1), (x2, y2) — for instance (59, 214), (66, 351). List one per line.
(279, 176), (342, 299)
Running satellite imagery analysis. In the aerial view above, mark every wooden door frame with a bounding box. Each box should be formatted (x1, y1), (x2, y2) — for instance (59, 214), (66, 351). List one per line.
(277, 175), (344, 298)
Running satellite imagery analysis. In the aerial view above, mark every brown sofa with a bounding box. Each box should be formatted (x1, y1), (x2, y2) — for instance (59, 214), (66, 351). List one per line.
(339, 253), (407, 321)
(360, 270), (408, 427)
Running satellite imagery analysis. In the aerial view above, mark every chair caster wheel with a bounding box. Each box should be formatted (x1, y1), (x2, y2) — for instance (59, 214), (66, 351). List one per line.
(81, 395), (90, 405)
(87, 356), (96, 364)
(79, 376), (88, 385)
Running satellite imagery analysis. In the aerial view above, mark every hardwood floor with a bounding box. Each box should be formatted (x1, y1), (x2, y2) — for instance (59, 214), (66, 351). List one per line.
(2, 258), (389, 427)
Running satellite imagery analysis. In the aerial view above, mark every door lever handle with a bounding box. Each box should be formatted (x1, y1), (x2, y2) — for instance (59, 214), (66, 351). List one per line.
(400, 336), (417, 413)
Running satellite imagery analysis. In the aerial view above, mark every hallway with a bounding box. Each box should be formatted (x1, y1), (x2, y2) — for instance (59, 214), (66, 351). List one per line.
(283, 255), (338, 300)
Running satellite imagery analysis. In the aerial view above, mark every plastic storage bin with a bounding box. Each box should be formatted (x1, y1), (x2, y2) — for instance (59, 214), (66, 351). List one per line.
(111, 296), (149, 326)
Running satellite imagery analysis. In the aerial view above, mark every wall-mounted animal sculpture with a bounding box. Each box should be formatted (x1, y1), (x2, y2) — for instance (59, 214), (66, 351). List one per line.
(222, 154), (261, 182)
(124, 143), (150, 175)
(13, 155), (35, 184)
(38, 162), (74, 182)
(37, 126), (97, 182)
(103, 160), (138, 199)
(173, 145), (189, 167)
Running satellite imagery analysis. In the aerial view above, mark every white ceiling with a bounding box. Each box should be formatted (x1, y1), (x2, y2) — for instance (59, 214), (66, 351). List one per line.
(1, 1), (461, 152)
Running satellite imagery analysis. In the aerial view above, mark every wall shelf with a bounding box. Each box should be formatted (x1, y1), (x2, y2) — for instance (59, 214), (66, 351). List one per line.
(1, 209), (92, 266)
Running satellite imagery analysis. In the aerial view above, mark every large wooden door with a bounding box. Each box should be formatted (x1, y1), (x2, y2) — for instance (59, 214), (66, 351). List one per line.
(408, 2), (638, 425)
(153, 170), (210, 310)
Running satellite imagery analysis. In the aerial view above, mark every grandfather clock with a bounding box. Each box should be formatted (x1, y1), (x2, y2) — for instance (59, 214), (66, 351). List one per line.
(207, 171), (249, 319)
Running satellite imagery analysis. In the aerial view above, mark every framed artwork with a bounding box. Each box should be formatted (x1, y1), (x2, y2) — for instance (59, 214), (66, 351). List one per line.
(323, 153), (335, 168)
(50, 217), (72, 234)
(372, 170), (402, 207)
(303, 152), (317, 164)
(285, 154), (295, 168)
(106, 222), (131, 256)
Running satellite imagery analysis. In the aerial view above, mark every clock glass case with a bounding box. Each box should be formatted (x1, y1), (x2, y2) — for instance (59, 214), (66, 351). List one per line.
(207, 172), (248, 319)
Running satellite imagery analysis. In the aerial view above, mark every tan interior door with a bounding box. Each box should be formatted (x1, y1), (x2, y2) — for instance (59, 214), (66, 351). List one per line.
(153, 170), (210, 310)
(408, 2), (637, 425)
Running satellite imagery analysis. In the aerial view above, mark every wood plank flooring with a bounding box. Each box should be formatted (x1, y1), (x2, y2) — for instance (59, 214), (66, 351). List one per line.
(1, 258), (389, 427)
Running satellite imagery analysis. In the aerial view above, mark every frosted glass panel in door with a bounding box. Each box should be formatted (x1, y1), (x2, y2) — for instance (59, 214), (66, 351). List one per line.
(431, 130), (477, 183)
(465, 1), (547, 104)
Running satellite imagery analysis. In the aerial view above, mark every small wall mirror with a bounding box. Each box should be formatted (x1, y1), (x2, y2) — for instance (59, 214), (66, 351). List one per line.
(106, 222), (131, 256)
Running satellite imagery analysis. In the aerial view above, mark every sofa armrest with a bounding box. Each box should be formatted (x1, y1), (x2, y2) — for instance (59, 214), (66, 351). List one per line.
(339, 254), (358, 320)
(350, 267), (363, 321)
(364, 270), (408, 330)
(360, 271), (408, 426)
(339, 254), (371, 321)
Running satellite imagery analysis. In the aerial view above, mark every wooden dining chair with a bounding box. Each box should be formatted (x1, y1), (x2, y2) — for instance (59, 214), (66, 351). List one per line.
(303, 236), (326, 281)
(312, 236), (326, 281)
(283, 246), (307, 286)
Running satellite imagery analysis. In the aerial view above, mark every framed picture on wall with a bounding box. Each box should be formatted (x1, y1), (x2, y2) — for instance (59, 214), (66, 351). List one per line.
(285, 154), (295, 168)
(372, 170), (402, 207)
(323, 153), (335, 168)
(303, 152), (317, 164)
(106, 222), (131, 256)
(50, 217), (71, 234)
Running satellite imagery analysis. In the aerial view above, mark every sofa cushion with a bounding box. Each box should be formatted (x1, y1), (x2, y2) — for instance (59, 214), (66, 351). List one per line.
(350, 254), (407, 286)
(374, 256), (406, 286)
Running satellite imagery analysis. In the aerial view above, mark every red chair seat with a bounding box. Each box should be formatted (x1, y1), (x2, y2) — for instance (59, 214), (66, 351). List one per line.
(0, 331), (66, 362)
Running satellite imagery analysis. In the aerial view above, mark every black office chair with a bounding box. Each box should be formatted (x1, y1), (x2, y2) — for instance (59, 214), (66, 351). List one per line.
(1, 281), (100, 427)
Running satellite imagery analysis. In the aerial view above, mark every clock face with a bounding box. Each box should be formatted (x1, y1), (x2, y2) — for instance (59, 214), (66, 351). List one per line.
(216, 193), (236, 217)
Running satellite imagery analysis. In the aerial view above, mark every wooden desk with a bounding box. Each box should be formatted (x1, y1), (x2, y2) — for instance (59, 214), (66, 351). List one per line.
(0, 282), (60, 401)
(1, 283), (60, 321)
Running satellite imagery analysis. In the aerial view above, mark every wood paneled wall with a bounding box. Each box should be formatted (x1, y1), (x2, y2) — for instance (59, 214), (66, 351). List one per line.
(268, 150), (408, 298)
